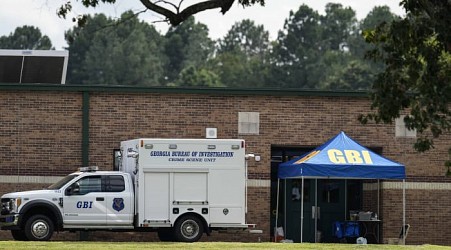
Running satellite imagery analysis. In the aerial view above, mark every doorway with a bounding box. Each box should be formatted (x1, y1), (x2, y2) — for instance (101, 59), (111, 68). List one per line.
(271, 146), (362, 243)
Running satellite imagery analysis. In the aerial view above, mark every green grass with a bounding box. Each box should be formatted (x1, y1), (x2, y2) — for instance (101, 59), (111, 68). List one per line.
(0, 242), (450, 250)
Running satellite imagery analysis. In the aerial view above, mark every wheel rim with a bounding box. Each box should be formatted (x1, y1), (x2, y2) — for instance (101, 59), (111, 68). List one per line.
(180, 219), (199, 240)
(31, 220), (49, 239)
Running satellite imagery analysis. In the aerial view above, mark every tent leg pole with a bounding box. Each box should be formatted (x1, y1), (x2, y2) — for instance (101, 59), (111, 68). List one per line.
(378, 179), (381, 244)
(344, 179), (347, 221)
(403, 179), (406, 245)
(301, 176), (304, 243)
(275, 178), (280, 242)
(284, 179), (287, 239)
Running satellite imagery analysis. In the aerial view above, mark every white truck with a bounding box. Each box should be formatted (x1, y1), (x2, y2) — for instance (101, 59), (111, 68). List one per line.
(0, 139), (253, 242)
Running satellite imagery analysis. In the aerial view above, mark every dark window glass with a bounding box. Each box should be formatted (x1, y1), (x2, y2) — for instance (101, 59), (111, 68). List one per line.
(0, 56), (22, 83)
(107, 175), (125, 192)
(78, 176), (102, 195)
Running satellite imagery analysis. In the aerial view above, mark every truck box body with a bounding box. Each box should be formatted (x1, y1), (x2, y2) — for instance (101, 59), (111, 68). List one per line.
(120, 139), (247, 229)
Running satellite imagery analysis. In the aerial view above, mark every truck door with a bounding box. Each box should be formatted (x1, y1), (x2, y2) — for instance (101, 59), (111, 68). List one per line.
(104, 175), (133, 225)
(63, 175), (107, 225)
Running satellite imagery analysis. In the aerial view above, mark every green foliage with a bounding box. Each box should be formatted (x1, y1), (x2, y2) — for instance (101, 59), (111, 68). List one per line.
(213, 19), (270, 87)
(269, 4), (373, 90)
(65, 11), (165, 85)
(269, 5), (322, 89)
(0, 25), (53, 50)
(164, 17), (214, 85)
(175, 66), (223, 87)
(361, 0), (450, 166)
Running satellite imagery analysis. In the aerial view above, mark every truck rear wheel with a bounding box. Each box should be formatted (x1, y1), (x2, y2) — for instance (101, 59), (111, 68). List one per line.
(11, 230), (28, 241)
(157, 228), (174, 242)
(174, 215), (203, 242)
(24, 215), (54, 241)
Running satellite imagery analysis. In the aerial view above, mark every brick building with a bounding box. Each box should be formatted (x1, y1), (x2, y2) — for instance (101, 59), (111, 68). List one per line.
(0, 84), (450, 245)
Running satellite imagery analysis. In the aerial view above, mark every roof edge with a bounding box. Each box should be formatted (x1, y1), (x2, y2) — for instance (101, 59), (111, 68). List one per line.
(0, 83), (369, 97)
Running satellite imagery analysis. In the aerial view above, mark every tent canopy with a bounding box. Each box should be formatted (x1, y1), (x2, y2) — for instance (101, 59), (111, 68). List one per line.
(278, 131), (405, 179)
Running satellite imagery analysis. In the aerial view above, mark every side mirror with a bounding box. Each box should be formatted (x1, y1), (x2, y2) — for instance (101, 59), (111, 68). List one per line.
(65, 183), (80, 196)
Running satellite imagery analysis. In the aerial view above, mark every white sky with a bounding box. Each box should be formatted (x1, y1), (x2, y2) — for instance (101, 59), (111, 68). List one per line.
(0, 0), (405, 50)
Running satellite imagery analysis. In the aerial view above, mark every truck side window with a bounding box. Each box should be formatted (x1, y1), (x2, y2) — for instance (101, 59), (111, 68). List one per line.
(106, 175), (125, 192)
(77, 176), (102, 195)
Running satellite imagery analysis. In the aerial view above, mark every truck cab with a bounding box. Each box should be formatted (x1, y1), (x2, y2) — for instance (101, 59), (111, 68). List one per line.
(0, 167), (134, 241)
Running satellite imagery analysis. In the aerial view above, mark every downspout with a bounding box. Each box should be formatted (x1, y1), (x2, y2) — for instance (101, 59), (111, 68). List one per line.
(82, 91), (90, 167)
(80, 91), (90, 241)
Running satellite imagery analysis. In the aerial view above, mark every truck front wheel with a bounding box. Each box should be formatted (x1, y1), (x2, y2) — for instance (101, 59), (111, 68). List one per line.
(11, 230), (28, 241)
(174, 215), (203, 242)
(24, 215), (54, 241)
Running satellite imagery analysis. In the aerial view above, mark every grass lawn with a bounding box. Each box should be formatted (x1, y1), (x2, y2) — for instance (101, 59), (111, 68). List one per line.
(0, 242), (450, 250)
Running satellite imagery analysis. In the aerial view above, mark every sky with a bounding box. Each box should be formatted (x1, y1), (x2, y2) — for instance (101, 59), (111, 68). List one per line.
(0, 0), (405, 50)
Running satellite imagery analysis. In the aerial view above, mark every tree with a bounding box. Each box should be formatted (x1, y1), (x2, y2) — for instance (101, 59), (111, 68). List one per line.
(218, 19), (269, 59)
(213, 19), (270, 88)
(349, 6), (399, 61)
(175, 65), (223, 87)
(269, 4), (361, 90)
(269, 4), (322, 89)
(65, 11), (166, 85)
(320, 3), (357, 51)
(164, 16), (214, 84)
(0, 25), (53, 50)
(360, 0), (450, 170)
(57, 0), (265, 27)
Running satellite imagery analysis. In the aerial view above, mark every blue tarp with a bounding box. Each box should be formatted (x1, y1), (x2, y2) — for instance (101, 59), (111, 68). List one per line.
(278, 131), (405, 179)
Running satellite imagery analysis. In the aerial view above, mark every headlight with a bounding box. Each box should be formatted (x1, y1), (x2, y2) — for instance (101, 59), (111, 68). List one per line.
(2, 198), (22, 214)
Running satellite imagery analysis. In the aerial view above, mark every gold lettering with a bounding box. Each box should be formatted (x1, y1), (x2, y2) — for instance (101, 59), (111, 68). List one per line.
(328, 149), (346, 164)
(344, 150), (363, 163)
(362, 151), (373, 164)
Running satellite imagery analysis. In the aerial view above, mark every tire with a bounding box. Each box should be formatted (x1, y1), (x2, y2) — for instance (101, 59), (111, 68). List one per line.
(174, 215), (203, 242)
(24, 215), (54, 241)
(157, 228), (174, 242)
(11, 230), (28, 241)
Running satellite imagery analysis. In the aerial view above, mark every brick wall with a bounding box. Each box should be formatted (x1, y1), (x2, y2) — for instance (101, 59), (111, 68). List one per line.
(0, 88), (450, 244)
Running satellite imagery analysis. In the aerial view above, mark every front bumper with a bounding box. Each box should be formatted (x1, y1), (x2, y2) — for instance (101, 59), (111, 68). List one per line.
(0, 214), (19, 229)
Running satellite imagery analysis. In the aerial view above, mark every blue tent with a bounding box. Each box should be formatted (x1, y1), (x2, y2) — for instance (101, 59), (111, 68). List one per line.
(278, 131), (405, 179)
(275, 131), (406, 243)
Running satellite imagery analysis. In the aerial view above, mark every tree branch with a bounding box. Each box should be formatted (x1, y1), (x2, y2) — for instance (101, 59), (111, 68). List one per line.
(139, 0), (236, 26)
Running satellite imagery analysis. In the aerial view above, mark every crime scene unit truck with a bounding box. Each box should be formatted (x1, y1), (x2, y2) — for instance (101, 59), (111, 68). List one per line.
(0, 138), (253, 242)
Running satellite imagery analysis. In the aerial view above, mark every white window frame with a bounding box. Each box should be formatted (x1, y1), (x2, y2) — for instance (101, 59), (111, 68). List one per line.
(238, 112), (260, 135)
(395, 115), (417, 137)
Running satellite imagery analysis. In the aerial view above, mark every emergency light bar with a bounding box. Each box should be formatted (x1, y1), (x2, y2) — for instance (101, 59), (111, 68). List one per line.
(78, 166), (99, 172)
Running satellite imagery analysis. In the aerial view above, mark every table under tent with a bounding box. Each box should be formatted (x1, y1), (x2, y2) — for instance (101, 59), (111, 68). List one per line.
(276, 131), (406, 243)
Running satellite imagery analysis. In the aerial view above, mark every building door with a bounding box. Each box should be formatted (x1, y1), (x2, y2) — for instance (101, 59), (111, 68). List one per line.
(316, 179), (346, 242)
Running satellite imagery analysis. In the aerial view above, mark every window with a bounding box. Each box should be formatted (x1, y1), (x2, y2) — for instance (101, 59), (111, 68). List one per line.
(238, 112), (259, 135)
(77, 176), (102, 195)
(106, 175), (125, 192)
(395, 115), (417, 137)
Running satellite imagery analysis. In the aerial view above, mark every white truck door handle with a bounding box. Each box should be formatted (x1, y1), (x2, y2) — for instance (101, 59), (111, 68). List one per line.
(96, 197), (104, 201)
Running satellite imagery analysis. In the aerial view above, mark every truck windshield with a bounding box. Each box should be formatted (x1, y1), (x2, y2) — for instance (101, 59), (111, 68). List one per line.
(47, 174), (78, 190)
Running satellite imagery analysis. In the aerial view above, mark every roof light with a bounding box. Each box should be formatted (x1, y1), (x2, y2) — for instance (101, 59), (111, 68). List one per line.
(78, 166), (99, 172)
